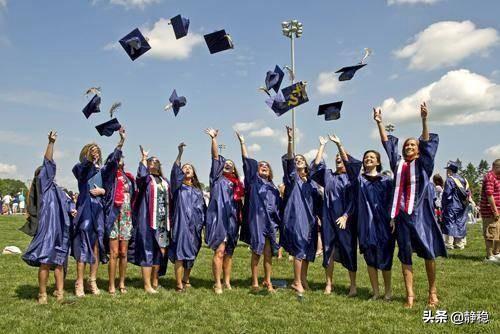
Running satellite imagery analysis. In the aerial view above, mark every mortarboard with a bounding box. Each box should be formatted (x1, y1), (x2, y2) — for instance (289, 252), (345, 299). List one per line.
(82, 94), (101, 119)
(170, 14), (190, 39)
(318, 101), (343, 121)
(204, 29), (234, 54)
(265, 91), (288, 116)
(95, 118), (122, 137)
(445, 160), (460, 173)
(164, 89), (187, 116)
(119, 28), (151, 61)
(265, 65), (285, 93)
(265, 81), (309, 117)
(335, 64), (367, 81)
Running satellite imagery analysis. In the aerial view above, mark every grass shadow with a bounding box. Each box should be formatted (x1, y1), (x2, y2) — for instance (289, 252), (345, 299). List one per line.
(15, 284), (39, 300)
(447, 253), (484, 261)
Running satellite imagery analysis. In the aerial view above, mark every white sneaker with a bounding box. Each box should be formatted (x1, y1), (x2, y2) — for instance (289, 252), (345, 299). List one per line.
(494, 253), (500, 260)
(484, 256), (500, 264)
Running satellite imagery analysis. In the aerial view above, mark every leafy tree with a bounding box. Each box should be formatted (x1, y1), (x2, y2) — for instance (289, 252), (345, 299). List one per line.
(0, 179), (29, 197)
(477, 159), (489, 180)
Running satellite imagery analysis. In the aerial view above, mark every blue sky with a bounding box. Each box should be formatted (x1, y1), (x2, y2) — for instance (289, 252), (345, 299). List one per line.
(1, 0), (499, 189)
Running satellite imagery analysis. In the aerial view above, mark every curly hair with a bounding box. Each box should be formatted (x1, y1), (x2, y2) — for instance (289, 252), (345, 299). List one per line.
(79, 143), (102, 165)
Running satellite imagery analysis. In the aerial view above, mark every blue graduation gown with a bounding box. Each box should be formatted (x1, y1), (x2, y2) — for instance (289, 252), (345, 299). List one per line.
(382, 134), (447, 265)
(128, 164), (169, 271)
(310, 161), (357, 271)
(239, 157), (281, 255)
(205, 155), (241, 256)
(281, 155), (321, 262)
(168, 163), (206, 264)
(71, 148), (122, 264)
(345, 156), (395, 271)
(22, 158), (71, 267)
(441, 174), (468, 238)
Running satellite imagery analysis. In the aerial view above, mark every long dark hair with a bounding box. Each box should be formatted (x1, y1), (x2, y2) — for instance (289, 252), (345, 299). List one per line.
(182, 163), (203, 191)
(363, 150), (383, 173)
(295, 154), (310, 177)
(147, 156), (164, 178)
(433, 174), (444, 187)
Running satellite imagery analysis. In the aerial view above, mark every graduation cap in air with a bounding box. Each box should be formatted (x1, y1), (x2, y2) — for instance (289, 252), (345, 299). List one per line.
(204, 29), (234, 54)
(82, 94), (101, 119)
(119, 28), (151, 61)
(318, 101), (343, 121)
(264, 81), (309, 117)
(335, 48), (372, 81)
(265, 65), (285, 93)
(444, 160), (460, 173)
(164, 89), (187, 116)
(170, 14), (190, 39)
(95, 118), (122, 137)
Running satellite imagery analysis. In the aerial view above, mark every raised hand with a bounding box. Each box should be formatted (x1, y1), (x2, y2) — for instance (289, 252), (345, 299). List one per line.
(319, 136), (328, 146)
(205, 128), (219, 139)
(235, 131), (245, 144)
(328, 134), (341, 146)
(139, 145), (149, 160)
(119, 127), (126, 140)
(178, 142), (186, 153)
(373, 108), (382, 123)
(89, 146), (100, 162)
(286, 126), (293, 140)
(420, 102), (428, 119)
(48, 131), (57, 143)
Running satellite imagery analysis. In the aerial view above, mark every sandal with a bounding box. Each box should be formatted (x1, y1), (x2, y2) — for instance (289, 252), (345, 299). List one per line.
(87, 278), (101, 295)
(290, 282), (305, 295)
(119, 287), (128, 294)
(53, 290), (64, 303)
(262, 281), (276, 293)
(213, 285), (223, 295)
(37, 293), (48, 305)
(223, 283), (232, 290)
(75, 281), (85, 298)
(404, 295), (415, 309)
(182, 281), (192, 289)
(175, 286), (186, 293)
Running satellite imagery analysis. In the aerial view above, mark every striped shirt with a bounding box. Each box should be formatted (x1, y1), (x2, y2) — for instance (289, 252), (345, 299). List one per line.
(480, 171), (500, 218)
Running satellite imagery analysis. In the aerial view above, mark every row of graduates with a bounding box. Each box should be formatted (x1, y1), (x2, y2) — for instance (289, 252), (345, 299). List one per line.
(22, 102), (446, 308)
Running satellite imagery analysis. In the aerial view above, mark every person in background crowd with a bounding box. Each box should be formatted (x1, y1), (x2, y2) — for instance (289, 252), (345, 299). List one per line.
(3, 193), (12, 215)
(442, 161), (470, 250)
(480, 159), (500, 264)
(432, 174), (444, 228)
(19, 192), (26, 214)
(12, 194), (19, 214)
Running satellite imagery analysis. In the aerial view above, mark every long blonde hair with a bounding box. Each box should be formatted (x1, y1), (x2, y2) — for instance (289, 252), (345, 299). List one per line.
(79, 143), (102, 165)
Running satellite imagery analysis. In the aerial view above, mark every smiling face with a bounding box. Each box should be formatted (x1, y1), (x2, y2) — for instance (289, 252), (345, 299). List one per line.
(294, 155), (307, 169)
(403, 138), (419, 161)
(182, 163), (194, 179)
(223, 160), (235, 174)
(89, 145), (101, 162)
(258, 161), (272, 180)
(147, 157), (161, 175)
(335, 154), (346, 173)
(363, 151), (381, 173)
(494, 160), (500, 176)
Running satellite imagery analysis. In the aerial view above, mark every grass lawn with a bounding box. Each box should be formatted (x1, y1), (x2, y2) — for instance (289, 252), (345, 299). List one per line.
(0, 215), (498, 333)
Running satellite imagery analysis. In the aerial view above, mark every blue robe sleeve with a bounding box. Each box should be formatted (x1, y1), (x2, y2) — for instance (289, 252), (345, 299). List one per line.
(343, 182), (355, 218)
(72, 158), (93, 182)
(309, 161), (327, 187)
(39, 158), (56, 193)
(100, 148), (122, 182)
(281, 154), (296, 187)
(170, 163), (184, 194)
(243, 157), (258, 188)
(344, 155), (363, 184)
(136, 163), (149, 189)
(443, 177), (454, 203)
(417, 133), (439, 177)
(382, 135), (400, 172)
(209, 155), (226, 188)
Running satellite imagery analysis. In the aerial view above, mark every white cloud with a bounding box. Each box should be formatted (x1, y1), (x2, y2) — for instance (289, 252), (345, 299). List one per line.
(0, 0), (7, 9)
(316, 72), (344, 95)
(484, 144), (500, 160)
(394, 21), (499, 71)
(279, 127), (303, 146)
(0, 163), (16, 175)
(379, 69), (500, 125)
(232, 121), (261, 132)
(302, 149), (327, 162)
(249, 127), (276, 137)
(387, 0), (441, 5)
(143, 18), (203, 60)
(105, 18), (204, 60)
(109, 0), (159, 9)
(247, 144), (261, 153)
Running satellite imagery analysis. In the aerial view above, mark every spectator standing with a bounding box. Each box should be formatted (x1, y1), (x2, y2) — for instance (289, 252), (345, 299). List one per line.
(480, 159), (500, 263)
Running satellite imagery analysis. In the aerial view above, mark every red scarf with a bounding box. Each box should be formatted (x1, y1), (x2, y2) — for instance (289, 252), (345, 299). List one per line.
(223, 172), (245, 201)
(114, 169), (135, 207)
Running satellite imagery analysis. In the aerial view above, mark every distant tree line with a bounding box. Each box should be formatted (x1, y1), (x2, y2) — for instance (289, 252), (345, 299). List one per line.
(454, 159), (490, 205)
(0, 178), (29, 196)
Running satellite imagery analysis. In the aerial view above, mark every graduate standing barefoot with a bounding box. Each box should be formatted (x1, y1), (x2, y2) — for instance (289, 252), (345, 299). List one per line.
(21, 131), (76, 304)
(72, 128), (124, 297)
(168, 143), (206, 292)
(129, 146), (170, 294)
(310, 136), (357, 296)
(104, 149), (136, 295)
(236, 132), (281, 293)
(337, 134), (395, 301)
(205, 128), (244, 294)
(281, 126), (322, 296)
(375, 104), (447, 308)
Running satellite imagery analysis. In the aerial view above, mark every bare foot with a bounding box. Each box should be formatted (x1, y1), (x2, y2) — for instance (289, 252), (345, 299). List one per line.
(324, 285), (332, 295)
(427, 291), (439, 308)
(384, 291), (392, 301)
(347, 287), (357, 298)
(224, 283), (232, 290)
(213, 284), (223, 295)
(145, 287), (158, 294)
(404, 295), (415, 308)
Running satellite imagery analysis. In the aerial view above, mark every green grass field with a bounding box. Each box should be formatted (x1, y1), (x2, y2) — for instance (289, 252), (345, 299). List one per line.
(0, 215), (498, 333)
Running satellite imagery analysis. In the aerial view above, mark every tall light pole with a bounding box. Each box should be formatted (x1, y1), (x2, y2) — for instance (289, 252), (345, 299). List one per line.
(218, 144), (226, 155)
(282, 19), (303, 155)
